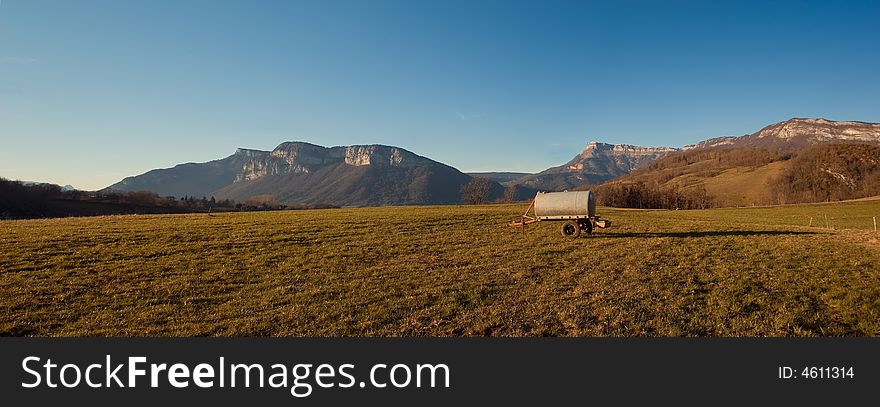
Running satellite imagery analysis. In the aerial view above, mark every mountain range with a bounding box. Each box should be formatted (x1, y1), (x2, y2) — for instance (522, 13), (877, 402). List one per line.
(684, 118), (880, 151)
(107, 118), (880, 207)
(513, 142), (678, 191)
(109, 142), (530, 206)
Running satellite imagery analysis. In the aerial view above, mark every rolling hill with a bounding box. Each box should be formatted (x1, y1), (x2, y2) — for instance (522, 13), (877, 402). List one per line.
(596, 143), (880, 208)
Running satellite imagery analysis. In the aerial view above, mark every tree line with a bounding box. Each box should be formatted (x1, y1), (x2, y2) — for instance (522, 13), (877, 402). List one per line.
(594, 143), (880, 209)
(770, 144), (880, 204)
(0, 179), (336, 220)
(459, 177), (528, 204)
(591, 182), (713, 210)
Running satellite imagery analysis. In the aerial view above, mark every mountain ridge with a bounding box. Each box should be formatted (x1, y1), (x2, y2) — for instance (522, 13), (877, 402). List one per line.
(684, 118), (880, 151)
(510, 141), (678, 191)
(108, 142), (529, 206)
(106, 117), (880, 207)
(593, 118), (880, 208)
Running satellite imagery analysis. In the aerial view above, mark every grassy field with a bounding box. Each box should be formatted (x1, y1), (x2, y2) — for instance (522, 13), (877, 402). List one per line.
(1, 200), (879, 337)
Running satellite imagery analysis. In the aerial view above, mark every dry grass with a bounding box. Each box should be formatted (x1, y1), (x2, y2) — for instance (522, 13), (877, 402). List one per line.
(1, 201), (879, 337)
(700, 160), (789, 206)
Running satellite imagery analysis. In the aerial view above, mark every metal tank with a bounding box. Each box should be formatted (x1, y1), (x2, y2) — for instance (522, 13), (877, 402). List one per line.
(533, 191), (596, 220)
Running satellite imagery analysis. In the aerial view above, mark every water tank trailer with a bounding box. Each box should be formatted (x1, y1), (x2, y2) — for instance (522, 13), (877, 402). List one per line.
(508, 191), (611, 237)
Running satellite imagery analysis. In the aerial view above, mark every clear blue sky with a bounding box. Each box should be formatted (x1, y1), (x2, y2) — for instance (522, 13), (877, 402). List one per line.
(1, 0), (879, 190)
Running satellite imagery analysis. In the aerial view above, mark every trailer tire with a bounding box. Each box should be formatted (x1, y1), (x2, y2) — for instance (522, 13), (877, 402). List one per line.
(581, 220), (593, 235)
(561, 221), (581, 238)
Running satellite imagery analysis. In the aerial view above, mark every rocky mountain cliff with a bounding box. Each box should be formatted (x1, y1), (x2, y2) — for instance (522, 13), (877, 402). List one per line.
(231, 143), (435, 182)
(685, 118), (880, 151)
(108, 142), (527, 206)
(513, 142), (678, 191)
(212, 142), (479, 206)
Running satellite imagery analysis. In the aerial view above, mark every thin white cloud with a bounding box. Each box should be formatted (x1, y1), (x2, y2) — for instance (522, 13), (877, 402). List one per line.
(456, 112), (487, 121)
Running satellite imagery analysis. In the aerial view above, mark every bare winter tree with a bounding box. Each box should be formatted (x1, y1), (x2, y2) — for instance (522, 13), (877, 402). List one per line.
(460, 177), (492, 205)
(502, 184), (518, 203)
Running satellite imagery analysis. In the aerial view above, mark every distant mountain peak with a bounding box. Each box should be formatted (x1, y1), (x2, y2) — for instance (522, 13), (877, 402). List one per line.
(106, 141), (521, 206)
(683, 136), (739, 150)
(582, 141), (678, 155)
(234, 147), (269, 157)
(686, 117), (880, 151)
(512, 140), (678, 191)
(234, 142), (431, 183)
(756, 117), (880, 140)
(785, 117), (876, 126)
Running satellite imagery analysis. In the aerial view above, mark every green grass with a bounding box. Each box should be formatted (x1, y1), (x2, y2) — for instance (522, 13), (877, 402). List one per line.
(1, 201), (879, 337)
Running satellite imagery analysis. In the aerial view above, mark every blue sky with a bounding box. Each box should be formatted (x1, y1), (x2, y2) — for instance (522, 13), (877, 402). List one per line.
(1, 0), (879, 190)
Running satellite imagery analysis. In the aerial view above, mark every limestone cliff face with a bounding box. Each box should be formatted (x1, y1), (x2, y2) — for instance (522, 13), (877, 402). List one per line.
(210, 142), (510, 206)
(232, 142), (430, 182)
(566, 142), (678, 173)
(685, 118), (880, 151)
(754, 118), (880, 142)
(340, 145), (418, 167)
(106, 141), (498, 206)
(514, 142), (677, 191)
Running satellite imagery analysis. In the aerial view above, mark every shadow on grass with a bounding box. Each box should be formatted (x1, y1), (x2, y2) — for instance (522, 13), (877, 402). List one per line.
(594, 230), (818, 238)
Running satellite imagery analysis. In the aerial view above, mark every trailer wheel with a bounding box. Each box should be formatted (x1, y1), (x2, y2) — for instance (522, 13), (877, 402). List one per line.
(580, 220), (593, 235)
(561, 221), (581, 238)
